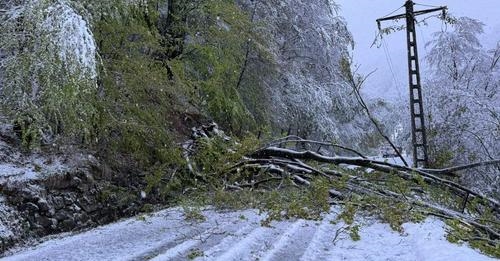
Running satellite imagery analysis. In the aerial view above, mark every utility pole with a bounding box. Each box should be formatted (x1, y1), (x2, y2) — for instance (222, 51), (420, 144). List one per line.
(376, 0), (447, 168)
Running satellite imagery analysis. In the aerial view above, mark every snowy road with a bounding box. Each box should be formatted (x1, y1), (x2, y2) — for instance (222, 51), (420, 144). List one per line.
(369, 155), (412, 167)
(2, 207), (494, 261)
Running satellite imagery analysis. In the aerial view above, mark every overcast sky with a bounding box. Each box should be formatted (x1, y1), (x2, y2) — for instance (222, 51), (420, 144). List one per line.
(336, 0), (500, 100)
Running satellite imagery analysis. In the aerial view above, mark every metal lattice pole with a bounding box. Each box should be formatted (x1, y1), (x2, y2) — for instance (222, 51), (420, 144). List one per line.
(377, 0), (447, 168)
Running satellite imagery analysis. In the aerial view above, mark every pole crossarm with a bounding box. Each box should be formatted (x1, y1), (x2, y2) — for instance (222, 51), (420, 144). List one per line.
(413, 6), (447, 17)
(376, 6), (447, 24)
(377, 14), (406, 23)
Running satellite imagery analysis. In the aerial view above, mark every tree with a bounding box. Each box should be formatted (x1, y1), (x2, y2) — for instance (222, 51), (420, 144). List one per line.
(0, 0), (98, 146)
(424, 17), (499, 198)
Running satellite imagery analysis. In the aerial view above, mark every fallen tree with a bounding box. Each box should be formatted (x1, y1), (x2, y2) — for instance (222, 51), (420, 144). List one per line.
(184, 127), (499, 257)
(231, 137), (498, 251)
(249, 145), (499, 212)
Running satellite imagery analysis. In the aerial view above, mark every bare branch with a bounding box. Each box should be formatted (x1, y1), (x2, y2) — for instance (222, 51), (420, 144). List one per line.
(340, 58), (409, 167)
(253, 146), (500, 211)
(422, 159), (500, 175)
(267, 136), (367, 158)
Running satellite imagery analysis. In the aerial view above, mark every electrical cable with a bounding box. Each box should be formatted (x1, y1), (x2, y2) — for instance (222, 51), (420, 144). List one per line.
(416, 25), (430, 78)
(414, 2), (441, 8)
(418, 25), (427, 51)
(381, 5), (405, 19)
(382, 37), (404, 100)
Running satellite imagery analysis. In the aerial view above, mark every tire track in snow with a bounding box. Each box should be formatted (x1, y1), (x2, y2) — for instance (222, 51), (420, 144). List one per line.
(258, 219), (316, 261)
(130, 209), (237, 260)
(212, 221), (289, 261)
(151, 210), (263, 260)
(200, 221), (260, 259)
(148, 228), (217, 261)
(300, 212), (339, 261)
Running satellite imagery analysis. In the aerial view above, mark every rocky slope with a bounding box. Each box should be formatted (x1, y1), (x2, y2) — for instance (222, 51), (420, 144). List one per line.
(0, 120), (149, 253)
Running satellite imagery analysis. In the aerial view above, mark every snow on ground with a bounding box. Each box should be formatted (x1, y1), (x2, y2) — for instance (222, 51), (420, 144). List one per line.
(0, 196), (14, 239)
(0, 164), (40, 180)
(0, 155), (71, 182)
(369, 155), (412, 166)
(2, 207), (494, 261)
(341, 155), (412, 171)
(0, 122), (86, 182)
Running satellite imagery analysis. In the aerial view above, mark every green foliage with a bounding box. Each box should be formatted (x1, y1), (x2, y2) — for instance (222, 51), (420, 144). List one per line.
(413, 172), (428, 190)
(192, 134), (261, 185)
(170, 0), (267, 132)
(1, 0), (99, 146)
(445, 219), (473, 244)
(212, 189), (259, 209)
(428, 187), (462, 211)
(1, 0), (271, 206)
(338, 203), (357, 225)
(386, 174), (410, 197)
(86, 0), (271, 198)
(257, 178), (332, 225)
(182, 205), (206, 222)
(187, 176), (332, 226)
(330, 171), (349, 191)
(380, 201), (407, 233)
(144, 165), (184, 202)
(308, 178), (332, 213)
(140, 204), (155, 213)
(136, 215), (147, 222)
(258, 189), (309, 226)
(187, 248), (205, 260)
(90, 1), (188, 185)
(469, 239), (500, 258)
(446, 218), (499, 258)
(428, 147), (455, 168)
(349, 224), (361, 241)
(335, 203), (363, 241)
(98, 185), (138, 208)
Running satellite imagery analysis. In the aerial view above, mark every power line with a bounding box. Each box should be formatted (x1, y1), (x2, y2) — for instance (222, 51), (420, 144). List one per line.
(414, 2), (441, 9)
(381, 5), (404, 19)
(382, 37), (404, 100)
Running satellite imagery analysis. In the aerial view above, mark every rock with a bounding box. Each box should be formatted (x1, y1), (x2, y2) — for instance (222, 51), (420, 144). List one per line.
(51, 196), (65, 210)
(30, 223), (44, 232)
(28, 213), (40, 227)
(37, 216), (57, 229)
(21, 202), (39, 213)
(71, 203), (81, 212)
(74, 212), (90, 226)
(54, 210), (71, 222)
(77, 171), (95, 186)
(63, 194), (76, 205)
(36, 198), (49, 212)
(77, 196), (96, 212)
(70, 177), (82, 188)
(5, 185), (40, 204)
(48, 175), (73, 190)
(61, 219), (76, 230)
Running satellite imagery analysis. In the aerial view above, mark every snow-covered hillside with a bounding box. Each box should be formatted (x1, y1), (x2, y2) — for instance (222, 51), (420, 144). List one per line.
(3, 207), (494, 261)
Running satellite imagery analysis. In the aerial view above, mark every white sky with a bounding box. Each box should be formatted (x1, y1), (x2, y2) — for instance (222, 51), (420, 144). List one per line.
(336, 0), (500, 100)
